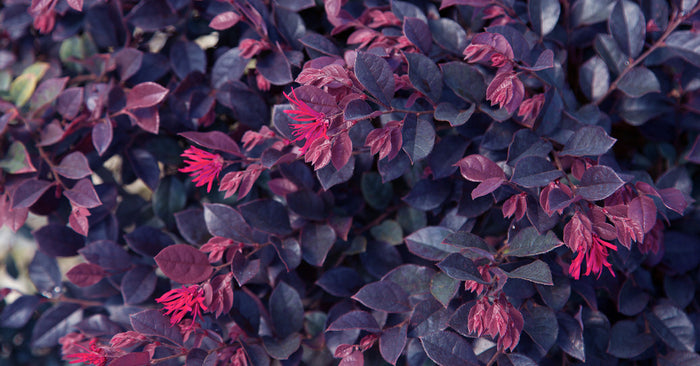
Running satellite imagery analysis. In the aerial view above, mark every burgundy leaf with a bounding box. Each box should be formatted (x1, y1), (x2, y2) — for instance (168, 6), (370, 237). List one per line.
(129, 309), (183, 346)
(210, 11), (241, 30)
(29, 77), (68, 110)
(339, 350), (364, 366)
(69, 207), (90, 236)
(380, 324), (408, 365)
(154, 244), (213, 284)
(658, 188), (689, 214)
(352, 281), (411, 313)
(327, 310), (380, 332)
(109, 352), (150, 366)
(455, 154), (505, 182)
(66, 263), (107, 287)
(179, 131), (242, 156)
(11, 179), (53, 209)
(126, 82), (169, 109)
(63, 179), (102, 208)
(331, 132), (352, 170)
(471, 177), (504, 199)
(127, 106), (159, 134)
(628, 195), (656, 234)
(37, 120), (65, 147)
(113, 48), (143, 81)
(55, 152), (92, 179)
(56, 87), (83, 120)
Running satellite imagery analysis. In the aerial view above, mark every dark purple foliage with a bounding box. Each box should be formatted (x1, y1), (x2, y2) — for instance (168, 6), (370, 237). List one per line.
(1, 0), (699, 365)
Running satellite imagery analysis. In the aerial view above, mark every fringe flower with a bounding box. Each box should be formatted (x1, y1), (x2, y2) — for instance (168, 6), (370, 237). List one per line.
(156, 285), (208, 330)
(179, 146), (224, 192)
(283, 89), (329, 154)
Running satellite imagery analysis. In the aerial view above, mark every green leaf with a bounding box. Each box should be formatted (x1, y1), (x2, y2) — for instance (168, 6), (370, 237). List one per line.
(370, 220), (403, 245)
(506, 260), (553, 285)
(361, 172), (393, 210)
(0, 141), (36, 174)
(9, 74), (37, 107)
(430, 272), (459, 307)
(506, 227), (562, 257)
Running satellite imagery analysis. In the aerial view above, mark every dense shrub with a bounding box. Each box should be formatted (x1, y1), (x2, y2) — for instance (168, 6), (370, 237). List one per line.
(1, 0), (700, 365)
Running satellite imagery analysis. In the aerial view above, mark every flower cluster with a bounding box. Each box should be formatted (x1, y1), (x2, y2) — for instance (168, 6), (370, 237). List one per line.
(155, 285), (208, 329)
(564, 211), (618, 280)
(283, 88), (330, 155)
(179, 146), (224, 192)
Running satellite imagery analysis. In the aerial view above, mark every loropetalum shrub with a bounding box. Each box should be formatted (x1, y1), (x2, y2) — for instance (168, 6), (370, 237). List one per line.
(1, 0), (700, 364)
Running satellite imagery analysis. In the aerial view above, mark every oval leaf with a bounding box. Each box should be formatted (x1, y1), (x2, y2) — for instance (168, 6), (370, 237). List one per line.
(126, 82), (168, 109)
(154, 244), (213, 284)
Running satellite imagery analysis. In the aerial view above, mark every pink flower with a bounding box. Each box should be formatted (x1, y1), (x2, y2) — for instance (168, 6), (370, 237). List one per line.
(64, 339), (107, 366)
(283, 89), (330, 154)
(486, 69), (525, 114)
(568, 234), (617, 280)
(155, 285), (208, 329)
(179, 146), (224, 192)
(468, 295), (523, 351)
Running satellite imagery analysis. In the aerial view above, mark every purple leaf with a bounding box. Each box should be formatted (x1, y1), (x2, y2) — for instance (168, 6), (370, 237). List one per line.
(257, 49), (293, 85)
(55, 152), (92, 179)
(130, 309), (183, 345)
(292, 84), (340, 116)
(66, 263), (107, 287)
(510, 156), (563, 188)
(577, 165), (625, 201)
(316, 267), (364, 297)
(686, 135), (700, 164)
(419, 330), (477, 366)
(203, 203), (252, 242)
(33, 224), (85, 257)
(628, 195), (656, 234)
(380, 324), (408, 365)
(455, 154), (505, 182)
(300, 223), (336, 266)
(29, 77), (68, 110)
(522, 303), (558, 351)
(170, 41), (206, 79)
(31, 303), (82, 348)
(506, 259), (554, 285)
(405, 226), (456, 261)
(437, 253), (487, 283)
(354, 52), (394, 106)
(127, 148), (160, 191)
(92, 118), (113, 156)
(11, 179), (53, 208)
(402, 114), (435, 164)
(126, 82), (169, 109)
(262, 334), (302, 360)
(522, 49), (555, 71)
(125, 225), (174, 257)
(579, 56), (609, 101)
(174, 208), (208, 245)
(113, 48), (143, 81)
(405, 53), (442, 103)
(28, 251), (61, 293)
(429, 18), (467, 55)
(230, 251), (260, 286)
(471, 177), (503, 199)
(352, 281), (411, 313)
(327, 310), (380, 332)
(441, 62), (485, 102)
(507, 228), (562, 257)
(211, 48), (246, 89)
(608, 0), (645, 58)
(1, 295), (40, 328)
(607, 320), (655, 358)
(128, 106), (159, 134)
(154, 244), (213, 284)
(66, 0), (82, 11)
(121, 265), (157, 305)
(239, 199), (292, 236)
(179, 131), (242, 156)
(561, 125), (617, 157)
(37, 121), (64, 147)
(403, 17), (431, 54)
(269, 282), (304, 338)
(56, 87), (83, 119)
(617, 66), (660, 97)
(63, 179), (102, 208)
(595, 34), (627, 76)
(529, 0), (560, 36)
(666, 31), (700, 68)
(648, 303), (695, 352)
(79, 240), (131, 270)
(403, 178), (452, 211)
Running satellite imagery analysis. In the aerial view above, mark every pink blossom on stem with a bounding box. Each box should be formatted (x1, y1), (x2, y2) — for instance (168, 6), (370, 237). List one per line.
(568, 234), (617, 280)
(179, 146), (224, 192)
(239, 38), (270, 59)
(283, 89), (330, 154)
(155, 285), (208, 329)
(64, 339), (107, 366)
